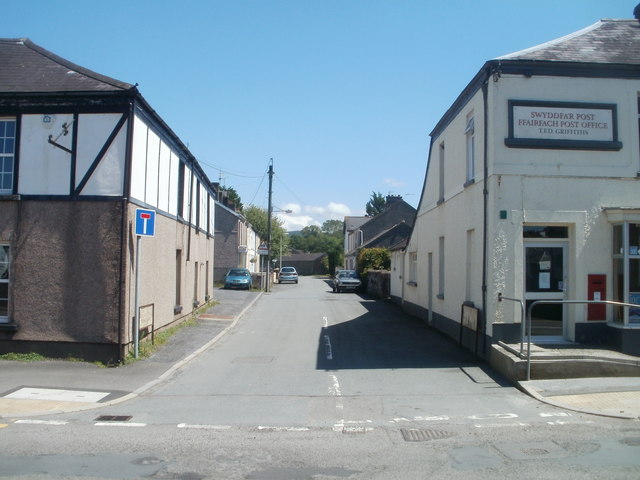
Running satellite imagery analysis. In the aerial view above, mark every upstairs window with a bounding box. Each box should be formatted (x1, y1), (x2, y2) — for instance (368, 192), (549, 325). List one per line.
(465, 116), (475, 185)
(0, 119), (16, 194)
(438, 142), (445, 204)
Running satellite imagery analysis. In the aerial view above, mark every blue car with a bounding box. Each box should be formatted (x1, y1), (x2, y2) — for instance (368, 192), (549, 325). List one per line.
(224, 268), (252, 290)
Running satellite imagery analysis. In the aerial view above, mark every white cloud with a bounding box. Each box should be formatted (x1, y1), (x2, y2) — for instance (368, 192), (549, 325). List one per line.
(275, 202), (364, 231)
(384, 178), (405, 188)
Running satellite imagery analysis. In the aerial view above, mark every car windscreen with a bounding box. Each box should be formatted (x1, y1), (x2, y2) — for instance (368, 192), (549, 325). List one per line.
(228, 269), (249, 276)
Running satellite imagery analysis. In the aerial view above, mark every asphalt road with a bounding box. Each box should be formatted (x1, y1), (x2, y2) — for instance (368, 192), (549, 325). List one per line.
(1, 276), (639, 479)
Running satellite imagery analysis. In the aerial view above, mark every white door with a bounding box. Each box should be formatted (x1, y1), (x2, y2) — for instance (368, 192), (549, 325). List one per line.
(524, 242), (568, 342)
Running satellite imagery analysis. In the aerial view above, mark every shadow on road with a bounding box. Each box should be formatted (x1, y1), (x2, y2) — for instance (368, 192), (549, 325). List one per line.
(316, 295), (486, 372)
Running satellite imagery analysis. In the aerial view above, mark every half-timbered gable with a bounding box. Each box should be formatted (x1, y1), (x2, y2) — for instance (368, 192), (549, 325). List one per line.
(0, 38), (216, 362)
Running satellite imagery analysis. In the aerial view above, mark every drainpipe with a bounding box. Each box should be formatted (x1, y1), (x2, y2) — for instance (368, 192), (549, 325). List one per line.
(118, 97), (135, 363)
(481, 79), (489, 357)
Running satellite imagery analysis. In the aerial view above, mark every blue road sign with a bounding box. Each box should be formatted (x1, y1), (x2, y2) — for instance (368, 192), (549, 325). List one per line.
(135, 209), (156, 236)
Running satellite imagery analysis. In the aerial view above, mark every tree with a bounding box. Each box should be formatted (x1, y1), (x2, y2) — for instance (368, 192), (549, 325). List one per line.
(365, 191), (386, 216)
(289, 221), (344, 273)
(243, 205), (288, 261)
(224, 187), (243, 210)
(321, 219), (344, 236)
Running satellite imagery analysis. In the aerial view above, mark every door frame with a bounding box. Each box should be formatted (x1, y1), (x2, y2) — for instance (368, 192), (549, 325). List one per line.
(523, 240), (568, 342)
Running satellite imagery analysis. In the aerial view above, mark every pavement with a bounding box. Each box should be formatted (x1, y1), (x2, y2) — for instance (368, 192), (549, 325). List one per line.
(0, 287), (262, 419)
(1, 288), (639, 421)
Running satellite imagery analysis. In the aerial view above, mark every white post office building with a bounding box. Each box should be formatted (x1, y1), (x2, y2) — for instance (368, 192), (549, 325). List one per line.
(392, 18), (640, 357)
(0, 39), (216, 363)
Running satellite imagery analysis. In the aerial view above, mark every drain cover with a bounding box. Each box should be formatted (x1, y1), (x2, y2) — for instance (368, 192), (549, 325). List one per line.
(401, 428), (455, 442)
(95, 415), (132, 422)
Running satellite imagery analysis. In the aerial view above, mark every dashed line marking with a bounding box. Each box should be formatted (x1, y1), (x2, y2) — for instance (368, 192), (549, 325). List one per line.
(14, 419), (68, 426)
(177, 423), (231, 430)
(391, 415), (450, 423)
(539, 412), (572, 417)
(468, 413), (518, 420)
(324, 335), (333, 360)
(257, 426), (310, 432)
(94, 422), (146, 427)
(474, 422), (530, 428)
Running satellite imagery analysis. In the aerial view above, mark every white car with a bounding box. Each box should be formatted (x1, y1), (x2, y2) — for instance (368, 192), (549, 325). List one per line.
(333, 270), (361, 293)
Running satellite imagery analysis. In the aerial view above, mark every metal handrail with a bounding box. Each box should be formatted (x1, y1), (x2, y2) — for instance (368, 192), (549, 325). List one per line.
(497, 293), (526, 354)
(524, 299), (640, 381)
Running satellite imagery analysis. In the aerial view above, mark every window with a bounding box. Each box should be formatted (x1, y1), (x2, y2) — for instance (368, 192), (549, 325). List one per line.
(175, 249), (182, 309)
(0, 118), (16, 194)
(465, 116), (475, 185)
(408, 252), (417, 285)
(438, 236), (445, 298)
(613, 222), (640, 324)
(466, 229), (474, 300)
(0, 245), (9, 322)
(438, 142), (445, 204)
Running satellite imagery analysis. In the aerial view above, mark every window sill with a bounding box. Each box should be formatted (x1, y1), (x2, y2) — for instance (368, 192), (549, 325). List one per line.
(0, 322), (18, 332)
(0, 194), (20, 201)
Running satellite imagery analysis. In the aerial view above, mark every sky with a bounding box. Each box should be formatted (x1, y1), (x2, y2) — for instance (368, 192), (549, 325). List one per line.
(3, 0), (636, 230)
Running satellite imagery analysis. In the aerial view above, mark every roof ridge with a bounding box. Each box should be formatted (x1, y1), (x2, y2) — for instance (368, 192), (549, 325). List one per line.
(19, 38), (134, 91)
(497, 20), (603, 60)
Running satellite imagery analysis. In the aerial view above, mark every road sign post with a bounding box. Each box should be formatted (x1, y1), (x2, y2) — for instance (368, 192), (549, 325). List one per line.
(134, 209), (156, 358)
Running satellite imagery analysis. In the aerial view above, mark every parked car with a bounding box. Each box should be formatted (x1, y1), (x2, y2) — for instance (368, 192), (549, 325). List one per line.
(278, 266), (298, 284)
(223, 268), (252, 290)
(333, 270), (361, 293)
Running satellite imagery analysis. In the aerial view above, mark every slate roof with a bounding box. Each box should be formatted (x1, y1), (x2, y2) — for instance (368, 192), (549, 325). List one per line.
(0, 38), (134, 93)
(498, 20), (640, 65)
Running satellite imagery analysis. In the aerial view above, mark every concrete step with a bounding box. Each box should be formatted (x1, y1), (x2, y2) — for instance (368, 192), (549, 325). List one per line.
(490, 342), (640, 382)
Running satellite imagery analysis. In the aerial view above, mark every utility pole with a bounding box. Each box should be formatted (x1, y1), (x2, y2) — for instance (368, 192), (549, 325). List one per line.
(266, 159), (273, 292)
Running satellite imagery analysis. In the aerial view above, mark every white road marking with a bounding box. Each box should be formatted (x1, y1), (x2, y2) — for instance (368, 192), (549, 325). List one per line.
(5, 387), (110, 403)
(328, 373), (343, 411)
(324, 335), (333, 360)
(539, 412), (572, 417)
(14, 419), (68, 426)
(333, 420), (373, 433)
(468, 413), (518, 420)
(323, 316), (328, 328)
(391, 415), (450, 423)
(94, 422), (146, 427)
(257, 426), (310, 432)
(546, 420), (594, 426)
(474, 422), (530, 428)
(177, 423), (231, 430)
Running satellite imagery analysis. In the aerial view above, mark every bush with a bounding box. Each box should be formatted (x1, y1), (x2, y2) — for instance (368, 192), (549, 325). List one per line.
(356, 248), (390, 279)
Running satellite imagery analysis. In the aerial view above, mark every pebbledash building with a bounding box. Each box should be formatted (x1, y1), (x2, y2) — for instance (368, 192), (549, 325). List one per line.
(0, 39), (217, 363)
(391, 17), (640, 358)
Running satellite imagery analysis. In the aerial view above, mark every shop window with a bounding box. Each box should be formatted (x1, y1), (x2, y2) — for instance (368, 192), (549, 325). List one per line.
(0, 119), (16, 194)
(0, 244), (9, 322)
(612, 222), (640, 324)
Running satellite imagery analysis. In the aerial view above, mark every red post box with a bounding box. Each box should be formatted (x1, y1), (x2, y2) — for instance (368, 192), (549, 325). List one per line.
(587, 274), (606, 320)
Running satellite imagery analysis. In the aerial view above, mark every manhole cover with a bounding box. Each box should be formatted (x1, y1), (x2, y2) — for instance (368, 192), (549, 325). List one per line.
(95, 415), (132, 422)
(401, 428), (455, 442)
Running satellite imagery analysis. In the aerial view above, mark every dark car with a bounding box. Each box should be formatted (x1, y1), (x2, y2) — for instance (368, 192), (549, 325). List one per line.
(333, 270), (361, 293)
(224, 268), (252, 290)
(278, 266), (298, 284)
